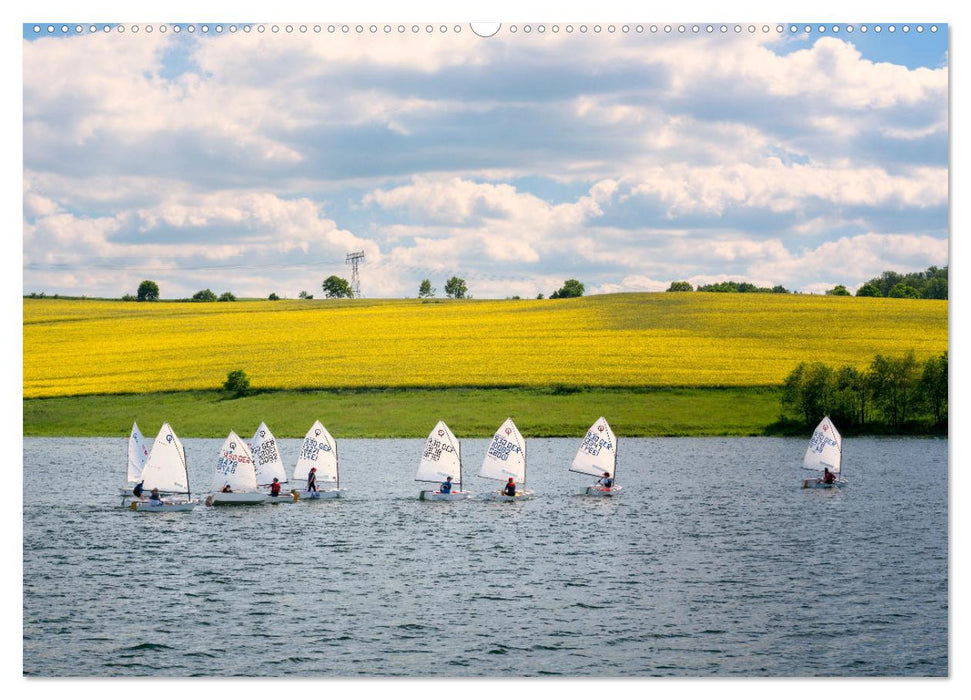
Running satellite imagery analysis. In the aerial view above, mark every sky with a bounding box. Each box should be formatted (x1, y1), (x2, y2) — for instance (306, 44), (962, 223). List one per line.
(21, 21), (948, 300)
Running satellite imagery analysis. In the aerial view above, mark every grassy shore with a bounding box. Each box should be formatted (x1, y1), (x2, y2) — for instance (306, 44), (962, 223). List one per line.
(23, 386), (784, 438)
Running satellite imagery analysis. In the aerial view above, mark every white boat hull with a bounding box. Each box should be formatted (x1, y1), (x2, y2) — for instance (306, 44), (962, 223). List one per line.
(261, 489), (298, 503)
(419, 490), (472, 501)
(120, 487), (181, 502)
(298, 488), (346, 500)
(583, 485), (623, 497)
(129, 500), (197, 512)
(802, 478), (847, 489)
(481, 490), (534, 502)
(205, 492), (268, 505)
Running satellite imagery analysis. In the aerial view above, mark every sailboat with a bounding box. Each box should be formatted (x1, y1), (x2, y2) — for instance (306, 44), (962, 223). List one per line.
(417, 420), (471, 501)
(479, 417), (533, 501)
(251, 422), (297, 503)
(571, 416), (623, 496)
(129, 423), (197, 512)
(801, 416), (846, 489)
(293, 420), (345, 500)
(206, 431), (268, 505)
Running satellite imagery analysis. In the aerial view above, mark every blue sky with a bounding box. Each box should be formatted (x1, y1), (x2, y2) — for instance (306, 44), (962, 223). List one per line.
(22, 20), (948, 299)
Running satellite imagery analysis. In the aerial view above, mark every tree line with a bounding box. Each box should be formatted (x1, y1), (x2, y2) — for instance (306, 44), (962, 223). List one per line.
(666, 266), (947, 299)
(780, 351), (947, 433)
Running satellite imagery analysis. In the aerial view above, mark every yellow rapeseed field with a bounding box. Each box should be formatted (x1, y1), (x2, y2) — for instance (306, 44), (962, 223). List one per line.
(22, 293), (948, 398)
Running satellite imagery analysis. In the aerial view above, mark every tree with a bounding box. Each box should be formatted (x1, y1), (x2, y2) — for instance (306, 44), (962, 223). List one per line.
(923, 277), (948, 299)
(876, 271), (904, 297)
(831, 365), (869, 427)
(771, 285), (789, 294)
(781, 361), (835, 425)
(298, 290), (314, 299)
(551, 279), (584, 299)
(919, 352), (948, 426)
(869, 352), (919, 428)
(268, 292), (280, 300)
(667, 281), (693, 292)
(121, 294), (135, 301)
(856, 283), (881, 297)
(888, 283), (920, 299)
(444, 276), (468, 299)
(418, 279), (436, 298)
(192, 289), (218, 302)
(536, 293), (544, 299)
(826, 285), (851, 296)
(218, 291), (236, 302)
(136, 280), (159, 302)
(223, 369), (251, 396)
(322, 275), (354, 299)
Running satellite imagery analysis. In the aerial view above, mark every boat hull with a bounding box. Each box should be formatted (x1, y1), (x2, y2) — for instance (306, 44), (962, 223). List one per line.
(206, 492), (268, 505)
(130, 500), (197, 512)
(481, 490), (534, 502)
(298, 488), (345, 500)
(419, 490), (472, 501)
(802, 478), (847, 489)
(583, 485), (623, 497)
(262, 489), (298, 503)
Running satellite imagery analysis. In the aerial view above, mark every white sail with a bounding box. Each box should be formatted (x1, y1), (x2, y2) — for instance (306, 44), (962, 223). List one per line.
(250, 422), (288, 486)
(480, 418), (526, 483)
(570, 416), (617, 478)
(127, 421), (150, 483)
(211, 431), (259, 493)
(140, 423), (189, 494)
(803, 416), (842, 474)
(416, 421), (462, 484)
(293, 420), (339, 484)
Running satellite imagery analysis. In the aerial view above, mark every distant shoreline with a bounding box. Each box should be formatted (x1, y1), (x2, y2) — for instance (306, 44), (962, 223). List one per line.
(22, 387), (946, 438)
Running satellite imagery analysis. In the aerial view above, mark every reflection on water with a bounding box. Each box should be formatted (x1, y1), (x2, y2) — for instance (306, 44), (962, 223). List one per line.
(23, 436), (947, 676)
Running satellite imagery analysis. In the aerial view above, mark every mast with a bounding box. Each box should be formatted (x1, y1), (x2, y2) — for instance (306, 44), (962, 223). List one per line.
(457, 425), (463, 492)
(335, 436), (340, 490)
(522, 420), (527, 489)
(184, 444), (191, 500)
(614, 424), (619, 484)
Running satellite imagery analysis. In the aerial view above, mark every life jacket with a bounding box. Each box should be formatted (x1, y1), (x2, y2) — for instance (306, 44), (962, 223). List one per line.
(504, 481), (517, 496)
(270, 482), (282, 496)
(440, 481), (452, 494)
(133, 482), (144, 497)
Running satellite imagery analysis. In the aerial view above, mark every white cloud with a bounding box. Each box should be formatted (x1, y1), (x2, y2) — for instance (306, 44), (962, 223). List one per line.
(21, 29), (948, 298)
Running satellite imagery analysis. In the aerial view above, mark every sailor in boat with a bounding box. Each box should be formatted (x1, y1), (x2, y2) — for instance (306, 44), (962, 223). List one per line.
(148, 488), (167, 506)
(822, 467), (836, 485)
(307, 467), (318, 493)
(596, 472), (614, 490)
(439, 476), (453, 495)
(503, 478), (517, 497)
(269, 477), (282, 497)
(133, 480), (146, 501)
(221, 484), (233, 493)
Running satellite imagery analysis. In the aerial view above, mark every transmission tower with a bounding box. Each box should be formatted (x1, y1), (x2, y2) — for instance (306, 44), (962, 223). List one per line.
(345, 251), (365, 298)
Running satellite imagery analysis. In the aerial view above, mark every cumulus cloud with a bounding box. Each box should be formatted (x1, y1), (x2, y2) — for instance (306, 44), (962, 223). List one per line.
(22, 28), (948, 298)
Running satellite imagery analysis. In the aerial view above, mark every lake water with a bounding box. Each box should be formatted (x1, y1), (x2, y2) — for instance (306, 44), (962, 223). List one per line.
(22, 436), (947, 677)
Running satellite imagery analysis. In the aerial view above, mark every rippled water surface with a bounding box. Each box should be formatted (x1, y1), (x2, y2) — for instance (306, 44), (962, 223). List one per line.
(23, 437), (947, 676)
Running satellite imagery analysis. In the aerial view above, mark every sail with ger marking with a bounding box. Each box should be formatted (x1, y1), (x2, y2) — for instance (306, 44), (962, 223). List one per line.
(140, 423), (189, 494)
(570, 416), (617, 478)
(127, 421), (150, 483)
(211, 431), (259, 493)
(479, 417), (526, 482)
(251, 422), (288, 486)
(293, 420), (339, 484)
(803, 416), (842, 474)
(416, 420), (461, 484)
